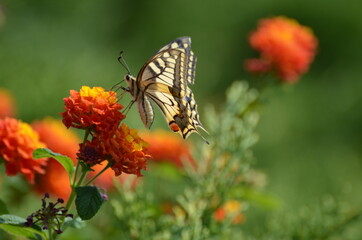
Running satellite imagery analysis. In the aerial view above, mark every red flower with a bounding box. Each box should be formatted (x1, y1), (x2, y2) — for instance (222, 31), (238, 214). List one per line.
(100, 124), (150, 176)
(0, 88), (16, 118)
(140, 130), (195, 168)
(245, 16), (318, 83)
(32, 117), (80, 200)
(0, 118), (47, 183)
(61, 86), (125, 134)
(77, 123), (150, 177)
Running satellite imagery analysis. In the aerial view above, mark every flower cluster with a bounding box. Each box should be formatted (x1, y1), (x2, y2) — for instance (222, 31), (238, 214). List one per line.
(245, 16), (318, 83)
(61, 86), (125, 134)
(0, 117), (48, 183)
(62, 86), (150, 177)
(25, 193), (73, 234)
(78, 123), (150, 176)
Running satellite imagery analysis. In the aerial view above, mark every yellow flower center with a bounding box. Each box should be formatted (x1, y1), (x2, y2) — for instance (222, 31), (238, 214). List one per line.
(18, 121), (39, 140)
(79, 86), (118, 103)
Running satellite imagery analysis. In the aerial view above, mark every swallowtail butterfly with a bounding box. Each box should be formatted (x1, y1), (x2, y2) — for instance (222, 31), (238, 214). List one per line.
(122, 37), (208, 144)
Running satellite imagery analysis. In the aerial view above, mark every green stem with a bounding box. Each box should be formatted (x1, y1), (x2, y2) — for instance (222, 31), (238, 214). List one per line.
(85, 162), (111, 186)
(54, 128), (92, 239)
(76, 169), (88, 187)
(48, 228), (54, 240)
(65, 128), (91, 210)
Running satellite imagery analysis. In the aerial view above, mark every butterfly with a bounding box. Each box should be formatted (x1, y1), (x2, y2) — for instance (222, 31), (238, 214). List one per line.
(121, 37), (209, 144)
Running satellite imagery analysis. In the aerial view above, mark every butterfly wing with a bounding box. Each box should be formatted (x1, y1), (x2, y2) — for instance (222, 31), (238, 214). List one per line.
(135, 37), (208, 143)
(146, 86), (208, 143)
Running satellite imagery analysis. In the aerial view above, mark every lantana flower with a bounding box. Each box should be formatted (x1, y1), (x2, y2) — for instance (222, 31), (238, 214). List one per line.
(105, 124), (150, 176)
(32, 117), (80, 200)
(79, 124), (150, 176)
(245, 16), (318, 83)
(0, 117), (47, 183)
(0, 88), (16, 118)
(141, 130), (195, 169)
(61, 86), (125, 134)
(62, 86), (150, 177)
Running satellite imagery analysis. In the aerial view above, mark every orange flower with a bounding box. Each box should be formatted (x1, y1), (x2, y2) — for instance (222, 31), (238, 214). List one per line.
(32, 117), (81, 200)
(33, 160), (72, 200)
(245, 16), (318, 83)
(77, 123), (149, 176)
(61, 86), (125, 134)
(0, 88), (16, 118)
(140, 130), (195, 168)
(214, 200), (245, 224)
(99, 124), (150, 176)
(0, 118), (47, 183)
(32, 117), (80, 162)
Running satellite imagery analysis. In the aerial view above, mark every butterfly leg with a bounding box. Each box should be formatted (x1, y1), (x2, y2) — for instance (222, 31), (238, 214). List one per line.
(122, 100), (135, 116)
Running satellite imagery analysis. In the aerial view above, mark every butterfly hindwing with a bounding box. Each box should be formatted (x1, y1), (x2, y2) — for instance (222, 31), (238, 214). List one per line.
(146, 87), (206, 141)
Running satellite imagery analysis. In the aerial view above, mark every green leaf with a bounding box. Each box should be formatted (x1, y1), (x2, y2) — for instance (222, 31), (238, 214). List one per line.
(33, 148), (74, 178)
(0, 215), (46, 240)
(0, 199), (9, 215)
(75, 186), (105, 220)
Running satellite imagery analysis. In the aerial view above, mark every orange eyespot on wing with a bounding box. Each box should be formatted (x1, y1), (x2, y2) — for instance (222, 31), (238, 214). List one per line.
(169, 122), (180, 132)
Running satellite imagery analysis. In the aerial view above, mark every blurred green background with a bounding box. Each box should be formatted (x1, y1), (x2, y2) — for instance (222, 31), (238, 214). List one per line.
(1, 0), (362, 234)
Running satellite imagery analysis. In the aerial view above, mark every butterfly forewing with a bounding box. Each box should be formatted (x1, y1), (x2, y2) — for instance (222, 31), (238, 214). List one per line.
(129, 37), (208, 143)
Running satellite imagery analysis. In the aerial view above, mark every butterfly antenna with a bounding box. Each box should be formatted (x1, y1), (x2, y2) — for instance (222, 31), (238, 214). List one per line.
(118, 51), (131, 75)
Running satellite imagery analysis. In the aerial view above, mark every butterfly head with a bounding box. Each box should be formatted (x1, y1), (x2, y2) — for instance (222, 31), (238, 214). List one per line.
(124, 74), (138, 96)
(124, 74), (136, 85)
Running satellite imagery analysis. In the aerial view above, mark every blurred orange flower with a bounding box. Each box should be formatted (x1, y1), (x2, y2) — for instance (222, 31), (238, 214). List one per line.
(214, 200), (245, 224)
(87, 161), (138, 190)
(245, 16), (318, 83)
(0, 118), (47, 183)
(61, 86), (125, 134)
(32, 117), (80, 161)
(32, 117), (80, 200)
(0, 88), (16, 118)
(140, 130), (195, 168)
